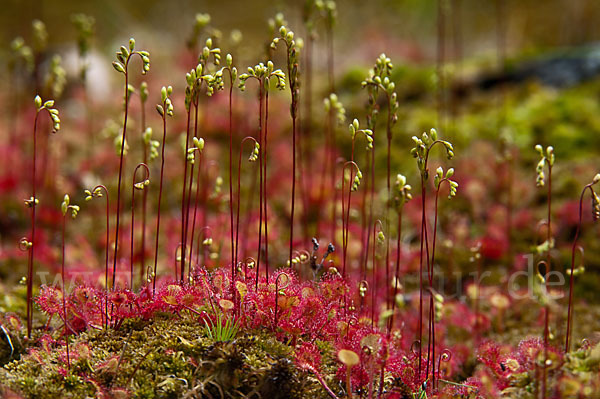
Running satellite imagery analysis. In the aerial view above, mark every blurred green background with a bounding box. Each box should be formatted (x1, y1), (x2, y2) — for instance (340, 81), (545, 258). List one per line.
(3, 0), (600, 69)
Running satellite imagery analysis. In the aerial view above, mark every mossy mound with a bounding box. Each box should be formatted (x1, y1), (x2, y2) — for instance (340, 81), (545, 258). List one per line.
(0, 315), (332, 398)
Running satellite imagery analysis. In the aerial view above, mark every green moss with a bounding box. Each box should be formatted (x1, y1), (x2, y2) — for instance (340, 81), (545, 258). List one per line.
(0, 314), (335, 398)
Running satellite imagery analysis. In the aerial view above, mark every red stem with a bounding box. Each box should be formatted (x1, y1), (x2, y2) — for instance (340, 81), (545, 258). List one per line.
(436, 0), (446, 131)
(140, 94), (148, 283)
(228, 71), (235, 277)
(152, 101), (168, 294)
(371, 221), (383, 328)
(235, 137), (259, 289)
(188, 156), (203, 276)
(183, 101), (200, 280)
(93, 185), (110, 328)
(113, 63), (131, 291)
(359, 150), (369, 287)
(385, 98), (392, 310)
(180, 103), (193, 282)
(264, 87), (270, 275)
(317, 103), (332, 238)
(388, 211), (402, 336)
(286, 44), (299, 266)
(417, 140), (445, 381)
(26, 111), (40, 338)
(311, 368), (340, 399)
(565, 184), (594, 352)
(131, 163), (149, 290)
(198, 162), (217, 267)
(184, 157), (195, 273)
(257, 81), (264, 283)
(425, 181), (449, 389)
(542, 164), (552, 399)
(341, 161), (359, 277)
(240, 160), (259, 264)
(417, 177), (426, 379)
(327, 21), (336, 245)
(61, 215), (70, 369)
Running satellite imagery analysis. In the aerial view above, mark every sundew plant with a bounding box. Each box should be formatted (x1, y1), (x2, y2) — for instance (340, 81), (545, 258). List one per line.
(2, 1), (600, 398)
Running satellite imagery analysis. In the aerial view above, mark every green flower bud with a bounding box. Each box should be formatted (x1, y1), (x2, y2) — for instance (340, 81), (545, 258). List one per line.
(112, 61), (125, 73)
(198, 137), (205, 151)
(535, 144), (543, 154)
(430, 128), (438, 141)
(61, 194), (70, 216)
(120, 45), (129, 59)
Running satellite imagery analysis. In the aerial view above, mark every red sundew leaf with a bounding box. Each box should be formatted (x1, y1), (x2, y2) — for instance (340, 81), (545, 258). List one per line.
(480, 235), (508, 260)
(295, 342), (322, 373)
(37, 286), (63, 315)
